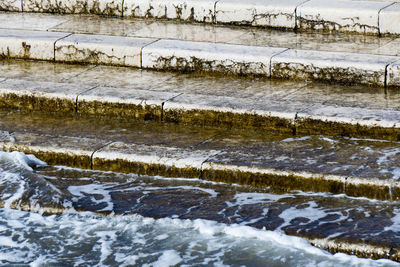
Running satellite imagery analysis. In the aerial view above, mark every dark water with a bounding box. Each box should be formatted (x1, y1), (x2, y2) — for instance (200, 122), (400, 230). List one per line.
(0, 150), (398, 266)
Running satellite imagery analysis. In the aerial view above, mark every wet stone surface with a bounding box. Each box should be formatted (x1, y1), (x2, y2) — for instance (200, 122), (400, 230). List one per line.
(0, 109), (399, 200)
(11, 164), (400, 260)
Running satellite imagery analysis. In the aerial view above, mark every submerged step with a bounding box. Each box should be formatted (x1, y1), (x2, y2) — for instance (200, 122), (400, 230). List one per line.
(0, 59), (399, 141)
(2, 0), (400, 36)
(0, 109), (399, 201)
(3, 161), (400, 262)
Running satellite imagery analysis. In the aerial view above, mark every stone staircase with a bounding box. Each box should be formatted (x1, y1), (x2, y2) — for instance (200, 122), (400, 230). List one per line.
(0, 1), (400, 262)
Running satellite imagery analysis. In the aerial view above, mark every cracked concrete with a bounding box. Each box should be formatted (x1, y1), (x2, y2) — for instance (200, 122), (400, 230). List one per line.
(270, 48), (399, 86)
(23, 0), (123, 16)
(123, 0), (215, 22)
(55, 34), (156, 66)
(0, 0), (21, 11)
(215, 0), (304, 28)
(0, 29), (69, 60)
(142, 39), (286, 75)
(296, 0), (389, 34)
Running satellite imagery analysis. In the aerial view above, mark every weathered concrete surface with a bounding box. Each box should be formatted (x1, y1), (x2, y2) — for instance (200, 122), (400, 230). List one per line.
(0, 78), (92, 113)
(270, 49), (399, 86)
(198, 131), (400, 200)
(215, 0), (305, 28)
(228, 28), (395, 54)
(142, 39), (286, 75)
(297, 105), (400, 141)
(0, 59), (92, 82)
(92, 142), (215, 178)
(55, 34), (155, 66)
(77, 86), (179, 120)
(0, 29), (69, 60)
(387, 60), (400, 87)
(163, 94), (299, 133)
(296, 0), (391, 34)
(0, 0), (21, 11)
(0, 12), (69, 31)
(380, 3), (400, 36)
(64, 65), (176, 88)
(0, 13), (398, 87)
(0, 60), (399, 140)
(0, 109), (221, 148)
(43, 12), (397, 55)
(2, 0), (400, 36)
(123, 0), (215, 23)
(374, 38), (400, 56)
(23, 0), (123, 16)
(0, 110), (400, 201)
(125, 20), (246, 43)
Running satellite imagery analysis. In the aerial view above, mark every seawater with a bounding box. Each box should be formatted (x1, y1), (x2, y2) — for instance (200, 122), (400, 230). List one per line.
(0, 151), (398, 267)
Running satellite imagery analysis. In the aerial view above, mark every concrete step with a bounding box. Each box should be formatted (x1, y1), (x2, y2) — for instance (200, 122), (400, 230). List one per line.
(0, 108), (400, 202)
(0, 59), (399, 141)
(1, 12), (400, 86)
(1, 0), (400, 36)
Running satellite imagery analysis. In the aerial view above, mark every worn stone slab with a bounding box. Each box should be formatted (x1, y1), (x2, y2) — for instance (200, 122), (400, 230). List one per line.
(65, 65), (176, 88)
(0, 0), (21, 11)
(228, 28), (395, 55)
(0, 131), (105, 169)
(215, 0), (305, 28)
(0, 59), (92, 83)
(55, 34), (156, 66)
(1, 107), (400, 202)
(374, 38), (400, 56)
(0, 78), (92, 113)
(142, 39), (286, 75)
(92, 142), (217, 177)
(271, 49), (400, 86)
(0, 12), (70, 31)
(127, 21), (246, 43)
(148, 72), (308, 96)
(0, 108), (222, 150)
(280, 82), (400, 110)
(387, 59), (400, 87)
(77, 86), (179, 120)
(379, 3), (400, 36)
(297, 0), (391, 34)
(47, 14), (247, 43)
(162, 92), (304, 133)
(155, 73), (308, 133)
(23, 0), (123, 16)
(0, 29), (69, 61)
(49, 14), (147, 36)
(297, 105), (400, 141)
(123, 0), (215, 23)
(200, 132), (400, 200)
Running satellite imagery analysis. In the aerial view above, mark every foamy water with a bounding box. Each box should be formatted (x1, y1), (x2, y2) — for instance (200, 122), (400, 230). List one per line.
(0, 209), (397, 267)
(0, 151), (399, 266)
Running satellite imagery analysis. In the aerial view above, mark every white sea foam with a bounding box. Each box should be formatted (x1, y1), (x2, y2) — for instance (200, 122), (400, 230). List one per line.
(148, 250), (182, 267)
(282, 136), (312, 142)
(278, 201), (332, 230)
(68, 184), (114, 211)
(227, 192), (293, 208)
(0, 151), (46, 171)
(0, 208), (397, 266)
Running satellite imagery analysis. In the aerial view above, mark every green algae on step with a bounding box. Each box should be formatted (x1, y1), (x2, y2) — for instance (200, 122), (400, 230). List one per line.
(0, 59), (399, 140)
(0, 110), (400, 201)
